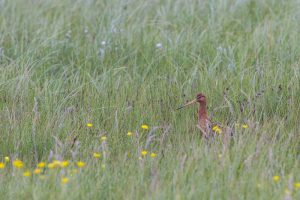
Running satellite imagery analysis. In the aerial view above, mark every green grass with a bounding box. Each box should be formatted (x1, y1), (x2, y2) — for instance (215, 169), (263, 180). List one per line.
(0, 0), (299, 199)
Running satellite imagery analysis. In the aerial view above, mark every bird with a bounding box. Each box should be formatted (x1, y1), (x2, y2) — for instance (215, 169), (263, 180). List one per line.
(177, 93), (232, 138)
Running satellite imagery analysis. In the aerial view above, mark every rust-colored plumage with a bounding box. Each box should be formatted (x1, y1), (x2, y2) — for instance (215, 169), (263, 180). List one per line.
(177, 93), (232, 138)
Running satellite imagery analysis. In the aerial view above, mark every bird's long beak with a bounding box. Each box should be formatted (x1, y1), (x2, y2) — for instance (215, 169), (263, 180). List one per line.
(176, 99), (197, 110)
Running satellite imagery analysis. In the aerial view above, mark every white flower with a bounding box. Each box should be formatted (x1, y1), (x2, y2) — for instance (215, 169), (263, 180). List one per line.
(101, 41), (106, 46)
(84, 27), (88, 34)
(156, 43), (163, 49)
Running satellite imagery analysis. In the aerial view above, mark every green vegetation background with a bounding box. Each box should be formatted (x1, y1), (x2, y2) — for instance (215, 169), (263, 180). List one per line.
(0, 0), (299, 199)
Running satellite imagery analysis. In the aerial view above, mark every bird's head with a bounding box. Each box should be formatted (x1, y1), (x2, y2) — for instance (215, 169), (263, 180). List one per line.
(196, 93), (206, 103)
(177, 92), (207, 110)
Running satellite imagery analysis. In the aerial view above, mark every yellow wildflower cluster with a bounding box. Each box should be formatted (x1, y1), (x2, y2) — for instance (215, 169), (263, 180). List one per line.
(127, 131), (133, 136)
(37, 162), (46, 168)
(87, 123), (93, 127)
(141, 150), (157, 158)
(0, 162), (5, 169)
(273, 175), (280, 182)
(93, 152), (101, 158)
(150, 153), (157, 158)
(13, 159), (24, 168)
(33, 168), (42, 174)
(235, 123), (249, 129)
(294, 182), (300, 189)
(47, 160), (69, 169)
(61, 177), (69, 184)
(141, 150), (148, 156)
(141, 124), (149, 130)
(23, 170), (31, 177)
(212, 125), (222, 134)
(77, 161), (85, 168)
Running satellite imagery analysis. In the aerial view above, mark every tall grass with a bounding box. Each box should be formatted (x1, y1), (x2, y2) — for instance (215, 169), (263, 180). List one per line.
(0, 0), (299, 199)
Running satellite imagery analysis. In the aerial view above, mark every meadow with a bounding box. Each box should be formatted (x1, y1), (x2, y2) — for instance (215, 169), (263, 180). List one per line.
(0, 0), (299, 199)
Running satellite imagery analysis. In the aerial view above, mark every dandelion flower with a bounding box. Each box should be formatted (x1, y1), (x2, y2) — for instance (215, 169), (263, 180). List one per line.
(100, 136), (107, 141)
(61, 177), (69, 184)
(93, 152), (101, 158)
(242, 124), (249, 129)
(33, 168), (42, 174)
(13, 159), (24, 168)
(77, 161), (85, 168)
(0, 162), (5, 169)
(61, 161), (69, 168)
(127, 131), (133, 136)
(48, 160), (61, 169)
(4, 156), (9, 162)
(23, 170), (31, 177)
(47, 163), (55, 169)
(87, 123), (93, 127)
(150, 153), (157, 158)
(37, 162), (46, 168)
(141, 124), (149, 130)
(212, 125), (222, 134)
(284, 188), (291, 195)
(273, 175), (280, 182)
(141, 150), (148, 156)
(53, 160), (62, 167)
(294, 182), (300, 189)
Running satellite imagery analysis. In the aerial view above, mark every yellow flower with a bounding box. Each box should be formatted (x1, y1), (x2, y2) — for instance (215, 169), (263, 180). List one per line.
(127, 131), (133, 136)
(13, 159), (24, 168)
(100, 136), (107, 141)
(241, 124), (249, 129)
(150, 153), (157, 158)
(77, 161), (85, 168)
(0, 162), (5, 169)
(294, 182), (300, 188)
(141, 150), (148, 156)
(273, 175), (280, 182)
(87, 123), (93, 127)
(61, 161), (69, 168)
(37, 162), (46, 168)
(4, 156), (9, 162)
(33, 168), (42, 174)
(93, 152), (101, 158)
(61, 177), (69, 184)
(23, 170), (31, 177)
(48, 160), (61, 169)
(47, 163), (55, 169)
(141, 124), (149, 130)
(212, 125), (222, 134)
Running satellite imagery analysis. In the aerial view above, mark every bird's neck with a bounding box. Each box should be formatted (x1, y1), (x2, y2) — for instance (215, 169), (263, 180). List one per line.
(198, 102), (208, 120)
